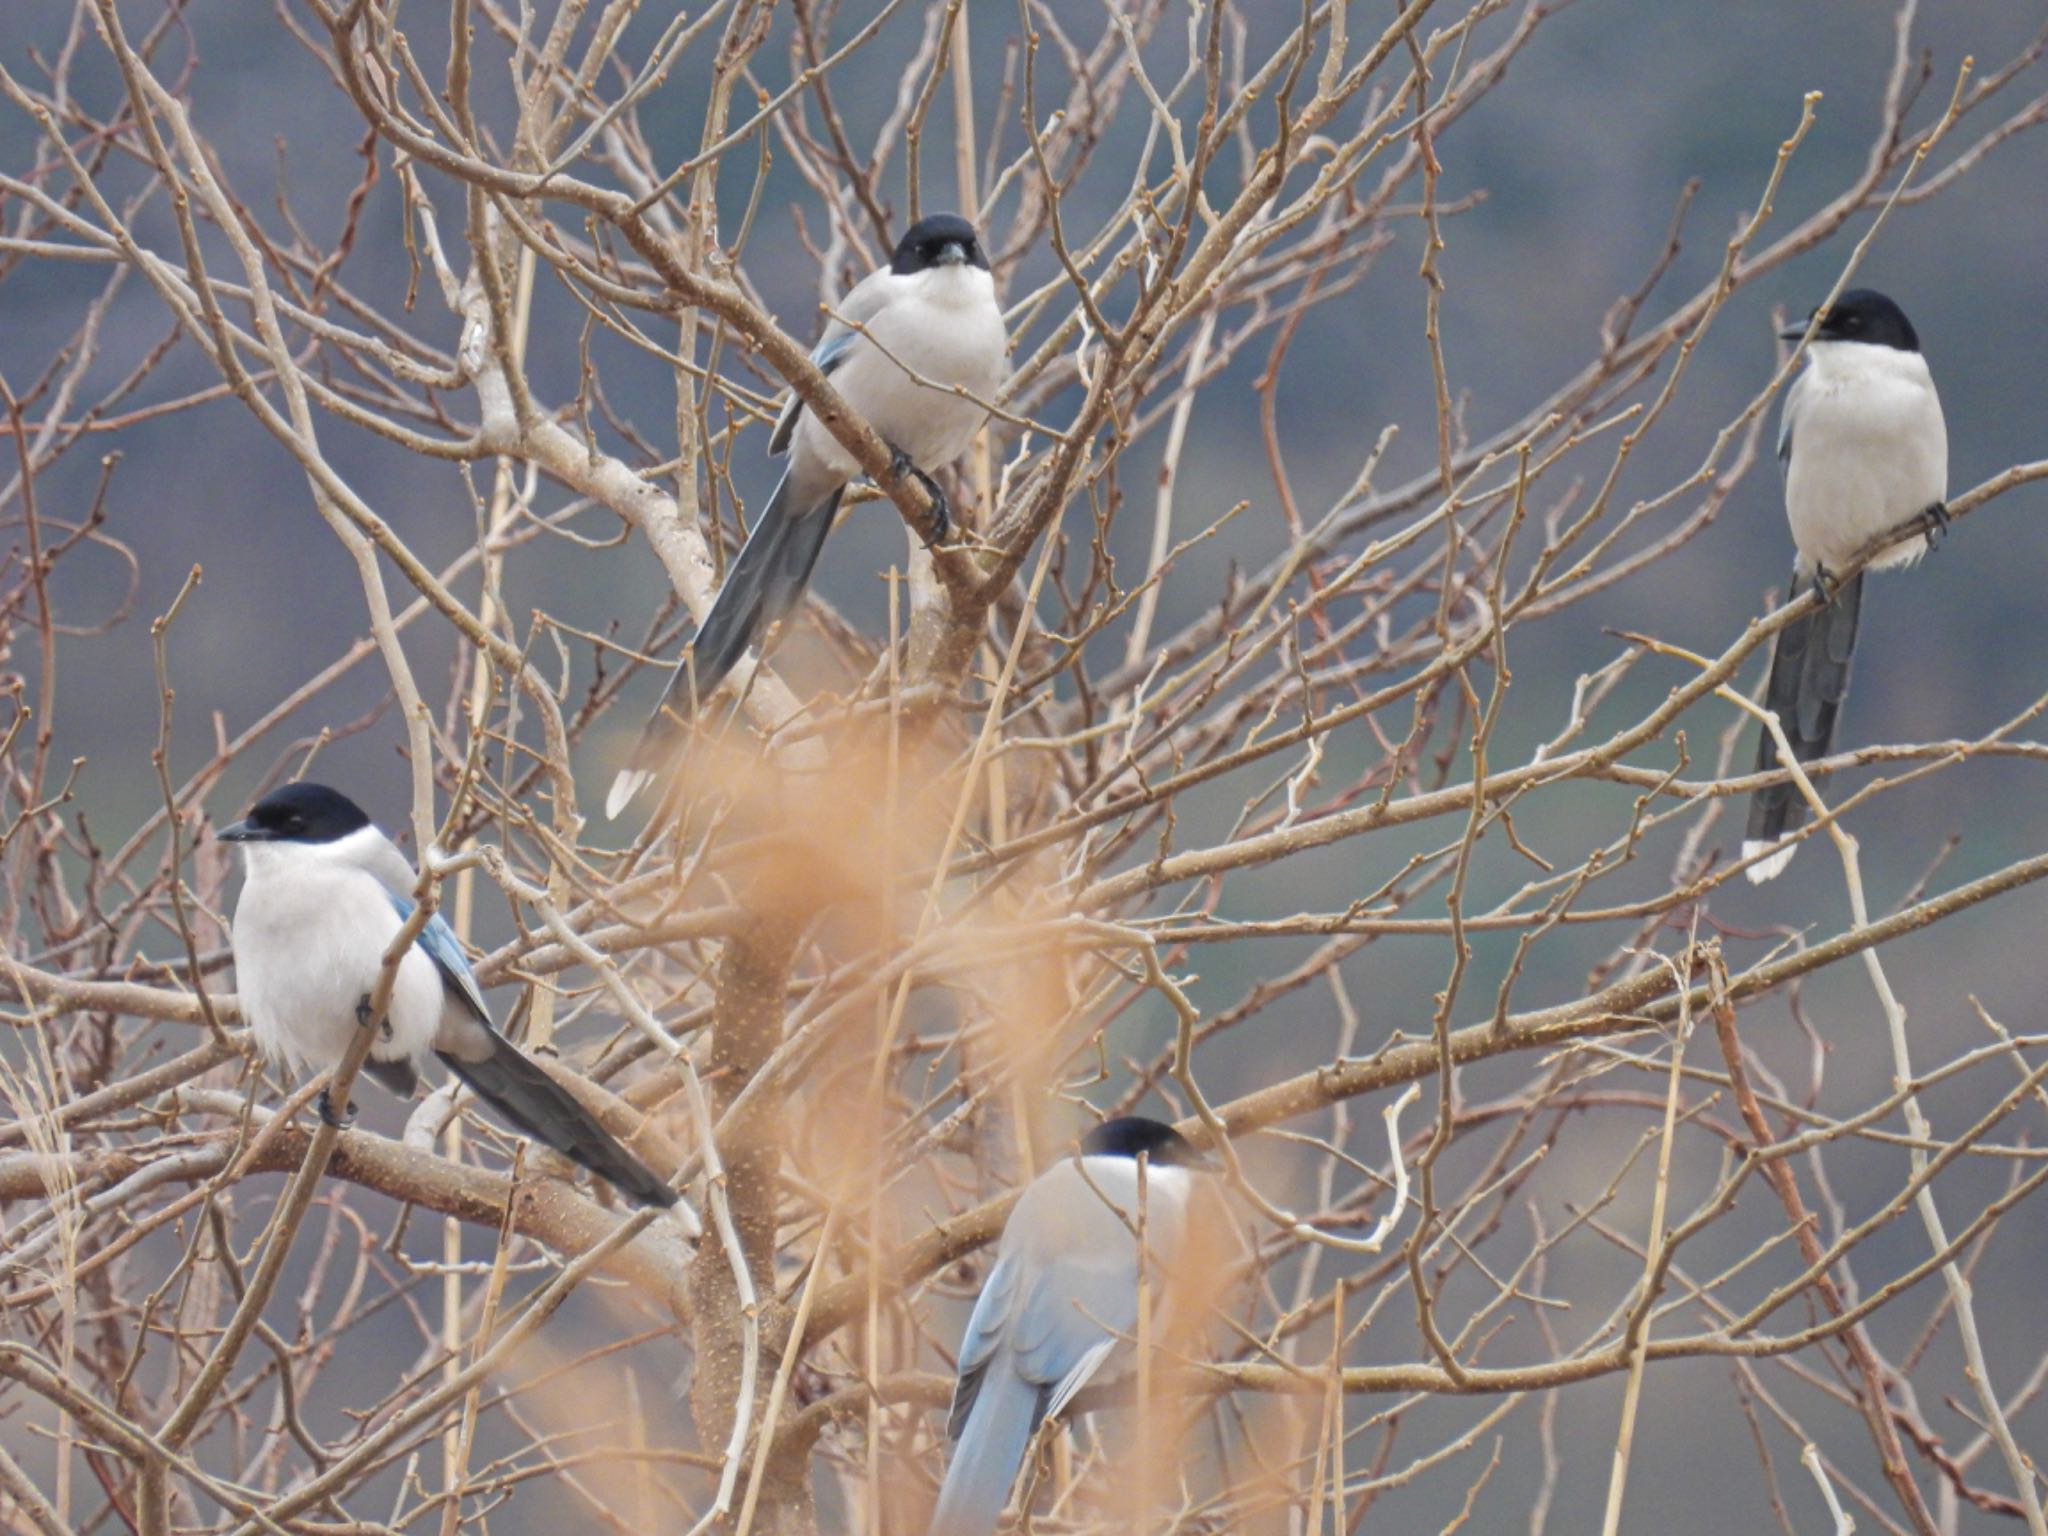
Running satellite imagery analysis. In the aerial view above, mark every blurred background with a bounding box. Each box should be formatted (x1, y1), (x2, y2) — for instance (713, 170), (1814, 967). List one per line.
(3, 0), (2046, 1530)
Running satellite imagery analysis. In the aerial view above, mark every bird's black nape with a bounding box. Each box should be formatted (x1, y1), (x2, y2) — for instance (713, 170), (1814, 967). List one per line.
(891, 212), (989, 275)
(219, 781), (372, 845)
(1080, 1115), (1201, 1167)
(1785, 288), (1920, 353)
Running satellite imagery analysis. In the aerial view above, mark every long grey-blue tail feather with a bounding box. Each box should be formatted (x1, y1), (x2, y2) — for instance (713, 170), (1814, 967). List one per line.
(929, 1363), (1045, 1536)
(621, 472), (842, 772)
(1748, 570), (1863, 852)
(687, 473), (843, 701)
(436, 1035), (677, 1209)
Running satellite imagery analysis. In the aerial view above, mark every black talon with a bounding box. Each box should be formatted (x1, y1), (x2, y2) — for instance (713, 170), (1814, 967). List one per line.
(354, 994), (375, 1029)
(1922, 500), (1949, 549)
(1812, 564), (1840, 603)
(317, 1087), (356, 1129)
(915, 471), (953, 548)
(889, 448), (952, 548)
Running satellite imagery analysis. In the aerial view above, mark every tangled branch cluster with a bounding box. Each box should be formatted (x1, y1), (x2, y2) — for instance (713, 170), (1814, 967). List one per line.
(3, 1), (2048, 1532)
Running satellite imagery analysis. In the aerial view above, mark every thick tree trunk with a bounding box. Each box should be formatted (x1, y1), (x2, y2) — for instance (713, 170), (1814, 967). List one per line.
(691, 916), (810, 1533)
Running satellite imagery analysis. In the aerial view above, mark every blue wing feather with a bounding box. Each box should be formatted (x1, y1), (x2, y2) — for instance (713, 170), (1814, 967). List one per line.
(1010, 1264), (1137, 1384)
(768, 328), (861, 457)
(947, 1253), (1022, 1439)
(384, 888), (492, 1022)
(812, 327), (858, 374)
(956, 1254), (1020, 1377)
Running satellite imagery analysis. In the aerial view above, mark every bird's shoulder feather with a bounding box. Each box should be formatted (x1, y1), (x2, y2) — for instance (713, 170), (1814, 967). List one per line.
(378, 883), (491, 1023)
(767, 268), (906, 456)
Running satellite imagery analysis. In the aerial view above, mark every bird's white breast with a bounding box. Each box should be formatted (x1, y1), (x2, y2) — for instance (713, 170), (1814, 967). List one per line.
(1783, 341), (1947, 575)
(796, 265), (1006, 479)
(232, 837), (443, 1079)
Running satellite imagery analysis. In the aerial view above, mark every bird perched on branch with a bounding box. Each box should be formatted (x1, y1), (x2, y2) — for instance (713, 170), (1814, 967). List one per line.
(929, 1117), (1218, 1536)
(220, 781), (692, 1221)
(1744, 288), (1948, 883)
(608, 212), (1008, 817)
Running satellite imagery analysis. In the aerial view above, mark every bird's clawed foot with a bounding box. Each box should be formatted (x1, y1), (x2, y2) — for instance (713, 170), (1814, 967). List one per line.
(1812, 565), (1841, 603)
(1918, 501), (1950, 551)
(355, 993), (376, 1029)
(888, 448), (952, 548)
(317, 1086), (356, 1129)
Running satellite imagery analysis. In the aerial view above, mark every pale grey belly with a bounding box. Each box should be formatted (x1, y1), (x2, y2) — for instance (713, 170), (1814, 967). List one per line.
(236, 905), (445, 1079)
(1788, 451), (1943, 573)
(799, 316), (1001, 478)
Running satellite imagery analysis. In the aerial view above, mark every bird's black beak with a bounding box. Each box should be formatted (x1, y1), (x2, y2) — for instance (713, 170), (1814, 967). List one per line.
(1778, 314), (1820, 343)
(215, 817), (264, 844)
(936, 240), (969, 266)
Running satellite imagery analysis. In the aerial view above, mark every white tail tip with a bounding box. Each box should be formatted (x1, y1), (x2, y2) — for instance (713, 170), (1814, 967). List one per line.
(668, 1196), (703, 1240)
(605, 769), (653, 821)
(1742, 839), (1796, 884)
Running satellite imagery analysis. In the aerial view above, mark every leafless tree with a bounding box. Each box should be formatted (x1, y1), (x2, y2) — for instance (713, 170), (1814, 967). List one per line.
(4, 1), (2048, 1532)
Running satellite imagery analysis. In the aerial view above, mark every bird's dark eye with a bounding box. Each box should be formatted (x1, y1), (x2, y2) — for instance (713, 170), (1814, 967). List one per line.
(1841, 314), (1861, 330)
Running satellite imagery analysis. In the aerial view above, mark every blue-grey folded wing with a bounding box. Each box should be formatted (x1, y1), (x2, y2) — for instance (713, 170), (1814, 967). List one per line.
(769, 327), (860, 456)
(383, 888), (492, 1023)
(767, 265), (902, 456)
(948, 1251), (1023, 1440)
(1009, 1256), (1139, 1402)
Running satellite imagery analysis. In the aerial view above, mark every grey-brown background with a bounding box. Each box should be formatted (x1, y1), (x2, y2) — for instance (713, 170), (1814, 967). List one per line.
(3, 0), (2045, 1530)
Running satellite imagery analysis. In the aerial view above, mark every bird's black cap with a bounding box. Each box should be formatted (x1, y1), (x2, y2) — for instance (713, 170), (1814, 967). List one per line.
(891, 213), (989, 275)
(217, 781), (372, 845)
(1079, 1116), (1206, 1168)
(1779, 288), (1920, 352)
